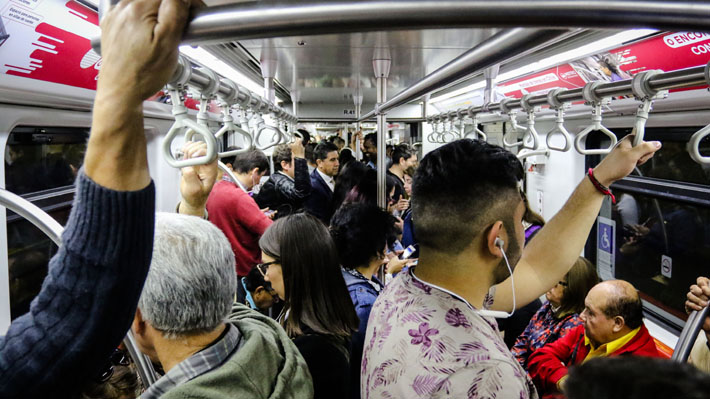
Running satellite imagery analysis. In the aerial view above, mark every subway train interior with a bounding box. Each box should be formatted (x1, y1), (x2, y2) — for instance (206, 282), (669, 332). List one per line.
(2, 0), (710, 396)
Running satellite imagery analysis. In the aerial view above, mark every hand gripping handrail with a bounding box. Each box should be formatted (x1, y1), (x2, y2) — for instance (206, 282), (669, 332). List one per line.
(688, 60), (710, 165)
(671, 305), (710, 363)
(162, 88), (218, 168)
(466, 107), (488, 141)
(0, 189), (161, 386)
(630, 70), (668, 147)
(519, 94), (541, 150)
(573, 81), (618, 155)
(501, 98), (527, 148)
(545, 88), (573, 152)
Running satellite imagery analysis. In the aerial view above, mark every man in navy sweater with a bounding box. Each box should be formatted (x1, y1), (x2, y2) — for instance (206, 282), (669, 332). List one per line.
(0, 0), (192, 396)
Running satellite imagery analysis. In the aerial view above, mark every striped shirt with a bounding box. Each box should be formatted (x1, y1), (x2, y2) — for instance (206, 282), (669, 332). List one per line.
(141, 324), (242, 399)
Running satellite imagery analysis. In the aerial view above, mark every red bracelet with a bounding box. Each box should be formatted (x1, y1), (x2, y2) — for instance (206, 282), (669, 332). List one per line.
(587, 168), (616, 204)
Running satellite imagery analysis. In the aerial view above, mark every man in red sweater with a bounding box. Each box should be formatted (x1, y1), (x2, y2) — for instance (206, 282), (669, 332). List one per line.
(207, 149), (272, 303)
(527, 280), (661, 398)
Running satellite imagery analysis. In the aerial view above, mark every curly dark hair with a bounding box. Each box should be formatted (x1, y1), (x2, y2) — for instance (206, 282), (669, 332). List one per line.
(330, 203), (399, 270)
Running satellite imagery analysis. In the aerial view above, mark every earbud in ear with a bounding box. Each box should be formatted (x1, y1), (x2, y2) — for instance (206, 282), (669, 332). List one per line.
(495, 237), (505, 248)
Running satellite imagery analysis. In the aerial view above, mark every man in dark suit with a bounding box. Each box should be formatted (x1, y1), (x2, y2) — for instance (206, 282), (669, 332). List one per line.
(305, 141), (339, 224)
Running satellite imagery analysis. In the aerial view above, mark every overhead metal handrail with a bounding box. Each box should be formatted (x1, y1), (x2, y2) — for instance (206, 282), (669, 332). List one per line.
(671, 306), (710, 363)
(573, 82), (618, 155)
(519, 94), (541, 150)
(501, 98), (527, 148)
(0, 188), (161, 386)
(545, 88), (573, 152)
(428, 64), (708, 148)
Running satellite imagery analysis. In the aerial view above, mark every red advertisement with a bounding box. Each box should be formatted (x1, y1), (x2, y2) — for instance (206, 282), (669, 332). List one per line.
(499, 32), (710, 99)
(1, 0), (101, 90)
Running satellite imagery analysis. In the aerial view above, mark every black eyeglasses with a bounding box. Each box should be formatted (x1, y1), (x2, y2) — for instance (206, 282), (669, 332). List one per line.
(95, 348), (130, 382)
(557, 281), (569, 287)
(256, 260), (279, 277)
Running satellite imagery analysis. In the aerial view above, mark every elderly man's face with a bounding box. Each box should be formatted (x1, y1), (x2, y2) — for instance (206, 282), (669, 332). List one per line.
(580, 284), (617, 348)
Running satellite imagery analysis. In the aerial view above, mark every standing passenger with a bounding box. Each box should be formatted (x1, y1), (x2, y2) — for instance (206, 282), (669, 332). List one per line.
(329, 203), (400, 399)
(304, 142), (339, 224)
(361, 137), (660, 398)
(206, 149), (272, 303)
(260, 214), (359, 399)
(255, 139), (312, 218)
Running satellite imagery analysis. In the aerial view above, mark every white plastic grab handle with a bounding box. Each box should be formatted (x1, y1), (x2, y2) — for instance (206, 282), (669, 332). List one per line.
(517, 148), (550, 161)
(255, 123), (284, 151)
(573, 104), (618, 155)
(574, 123), (618, 155)
(502, 112), (527, 148)
(162, 114), (218, 168)
(688, 124), (710, 165)
(546, 108), (573, 152)
(522, 113), (540, 150)
(214, 122), (253, 157)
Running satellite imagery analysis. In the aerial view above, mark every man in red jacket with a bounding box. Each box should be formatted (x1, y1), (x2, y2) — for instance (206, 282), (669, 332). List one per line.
(528, 280), (661, 398)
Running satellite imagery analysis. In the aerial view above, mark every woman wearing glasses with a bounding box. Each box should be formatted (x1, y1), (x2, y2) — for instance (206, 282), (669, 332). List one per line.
(258, 213), (358, 399)
(512, 257), (600, 370)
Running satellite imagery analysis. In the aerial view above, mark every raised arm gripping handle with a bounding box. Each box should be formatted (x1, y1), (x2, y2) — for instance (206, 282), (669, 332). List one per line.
(162, 89), (218, 168)
(574, 82), (618, 155)
(545, 88), (573, 152)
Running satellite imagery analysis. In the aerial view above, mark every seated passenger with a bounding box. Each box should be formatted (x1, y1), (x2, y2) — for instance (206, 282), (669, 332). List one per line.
(80, 349), (140, 399)
(242, 265), (279, 312)
(528, 280), (661, 398)
(684, 276), (710, 373)
(361, 137), (660, 399)
(565, 356), (710, 399)
(133, 213), (313, 398)
(512, 257), (600, 369)
(0, 1), (190, 396)
(260, 213), (359, 399)
(329, 203), (400, 399)
(254, 140), (311, 218)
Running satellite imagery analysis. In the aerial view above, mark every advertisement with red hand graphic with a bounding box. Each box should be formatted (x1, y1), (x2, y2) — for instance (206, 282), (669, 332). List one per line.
(1, 0), (100, 90)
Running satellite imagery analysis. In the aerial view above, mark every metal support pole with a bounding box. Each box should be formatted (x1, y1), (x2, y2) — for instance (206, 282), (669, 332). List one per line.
(373, 52), (391, 209)
(354, 92), (363, 161)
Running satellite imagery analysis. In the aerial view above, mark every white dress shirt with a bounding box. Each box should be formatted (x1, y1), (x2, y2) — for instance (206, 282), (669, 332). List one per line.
(316, 168), (335, 192)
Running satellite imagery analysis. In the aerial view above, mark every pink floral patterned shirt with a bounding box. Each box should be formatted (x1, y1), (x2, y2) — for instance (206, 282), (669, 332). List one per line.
(361, 268), (538, 399)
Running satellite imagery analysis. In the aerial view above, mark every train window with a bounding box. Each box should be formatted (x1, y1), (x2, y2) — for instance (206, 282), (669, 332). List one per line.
(5, 126), (88, 195)
(8, 206), (72, 320)
(596, 127), (710, 330)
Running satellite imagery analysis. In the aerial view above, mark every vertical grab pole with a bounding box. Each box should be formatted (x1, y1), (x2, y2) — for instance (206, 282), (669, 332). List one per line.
(354, 92), (364, 161)
(373, 50), (391, 210)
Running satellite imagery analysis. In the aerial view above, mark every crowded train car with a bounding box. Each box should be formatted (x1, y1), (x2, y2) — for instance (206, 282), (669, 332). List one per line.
(2, 0), (710, 398)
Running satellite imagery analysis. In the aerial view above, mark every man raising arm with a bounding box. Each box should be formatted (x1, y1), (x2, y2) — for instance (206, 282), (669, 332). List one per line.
(0, 0), (191, 396)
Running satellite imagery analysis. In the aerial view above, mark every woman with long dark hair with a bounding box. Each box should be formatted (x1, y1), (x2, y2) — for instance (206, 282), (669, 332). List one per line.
(259, 213), (358, 399)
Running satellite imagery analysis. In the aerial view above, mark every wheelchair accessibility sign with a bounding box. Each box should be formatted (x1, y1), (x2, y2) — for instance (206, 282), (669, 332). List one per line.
(597, 217), (616, 281)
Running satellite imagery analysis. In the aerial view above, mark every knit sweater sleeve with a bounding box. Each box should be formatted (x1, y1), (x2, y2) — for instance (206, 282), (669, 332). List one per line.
(0, 171), (155, 397)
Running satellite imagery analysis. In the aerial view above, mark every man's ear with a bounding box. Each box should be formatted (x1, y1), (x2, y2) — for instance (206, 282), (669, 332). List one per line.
(281, 160), (290, 170)
(225, 163), (233, 171)
(485, 221), (505, 258)
(612, 316), (626, 333)
(132, 307), (146, 336)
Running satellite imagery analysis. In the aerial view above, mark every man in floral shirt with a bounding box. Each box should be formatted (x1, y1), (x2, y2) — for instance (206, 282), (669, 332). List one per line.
(361, 137), (661, 398)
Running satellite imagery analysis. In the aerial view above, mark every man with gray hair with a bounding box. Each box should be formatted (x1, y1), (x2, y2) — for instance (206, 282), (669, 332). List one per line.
(134, 145), (313, 399)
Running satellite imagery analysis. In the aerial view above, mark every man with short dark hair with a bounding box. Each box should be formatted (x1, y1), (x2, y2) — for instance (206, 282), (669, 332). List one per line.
(304, 141), (339, 224)
(207, 148), (272, 303)
(361, 133), (377, 169)
(528, 280), (661, 397)
(361, 137), (660, 398)
(255, 139), (311, 218)
(387, 144), (417, 211)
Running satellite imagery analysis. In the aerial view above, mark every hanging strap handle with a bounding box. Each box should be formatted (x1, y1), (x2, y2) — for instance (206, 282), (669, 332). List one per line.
(630, 69), (668, 147)
(162, 88), (218, 168)
(574, 82), (618, 155)
(520, 94), (541, 150)
(466, 107), (488, 141)
(545, 88), (573, 152)
(501, 98), (527, 148)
